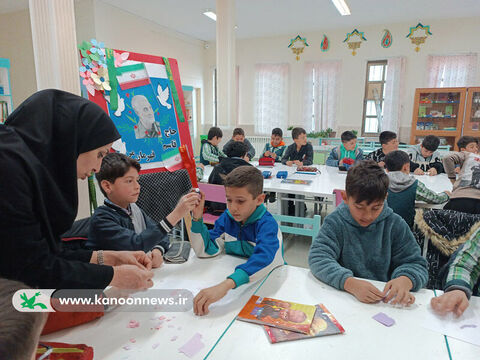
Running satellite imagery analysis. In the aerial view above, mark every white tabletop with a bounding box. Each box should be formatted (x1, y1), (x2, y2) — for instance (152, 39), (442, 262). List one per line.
(41, 251), (263, 360)
(202, 163), (453, 198)
(205, 265), (451, 360)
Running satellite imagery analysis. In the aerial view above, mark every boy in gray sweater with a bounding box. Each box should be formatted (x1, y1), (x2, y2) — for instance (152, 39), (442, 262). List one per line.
(308, 160), (428, 305)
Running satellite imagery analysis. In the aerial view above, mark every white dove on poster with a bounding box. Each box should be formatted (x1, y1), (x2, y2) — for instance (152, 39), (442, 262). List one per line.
(104, 93), (125, 117)
(111, 138), (127, 154)
(157, 85), (172, 109)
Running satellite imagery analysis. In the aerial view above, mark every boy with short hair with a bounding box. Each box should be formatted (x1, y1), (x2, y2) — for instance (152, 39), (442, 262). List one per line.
(326, 130), (364, 167)
(0, 278), (47, 360)
(190, 166), (284, 315)
(209, 141), (252, 185)
(442, 149), (480, 214)
(222, 127), (256, 160)
(87, 153), (200, 267)
(455, 136), (479, 174)
(366, 130), (399, 168)
(309, 160), (428, 305)
(431, 228), (480, 317)
(408, 135), (444, 176)
(385, 150), (450, 227)
(281, 127), (313, 166)
(261, 127), (287, 162)
(200, 127), (226, 165)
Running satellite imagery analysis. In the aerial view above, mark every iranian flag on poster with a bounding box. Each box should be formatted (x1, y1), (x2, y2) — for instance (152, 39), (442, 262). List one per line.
(162, 149), (184, 172)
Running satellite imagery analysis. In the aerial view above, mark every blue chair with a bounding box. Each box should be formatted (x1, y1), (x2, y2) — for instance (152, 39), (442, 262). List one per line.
(272, 214), (321, 264)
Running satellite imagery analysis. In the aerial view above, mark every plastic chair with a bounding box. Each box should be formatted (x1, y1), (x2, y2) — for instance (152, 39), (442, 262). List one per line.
(198, 183), (227, 225)
(272, 214), (321, 242)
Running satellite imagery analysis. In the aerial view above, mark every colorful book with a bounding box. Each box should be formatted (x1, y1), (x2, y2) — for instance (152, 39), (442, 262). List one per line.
(418, 105), (426, 117)
(296, 166), (318, 173)
(237, 296), (316, 334)
(264, 304), (345, 343)
(281, 179), (312, 185)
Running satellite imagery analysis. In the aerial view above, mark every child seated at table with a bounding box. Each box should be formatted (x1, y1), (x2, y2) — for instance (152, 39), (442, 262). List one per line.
(431, 228), (480, 317)
(365, 130), (398, 168)
(308, 160), (428, 305)
(261, 127), (287, 162)
(326, 131), (364, 168)
(443, 148), (480, 214)
(223, 127), (256, 161)
(87, 153), (200, 267)
(385, 150), (450, 227)
(190, 166), (284, 315)
(408, 135), (444, 176)
(0, 278), (47, 360)
(455, 136), (479, 174)
(200, 126), (227, 165)
(281, 127), (313, 166)
(209, 141), (252, 185)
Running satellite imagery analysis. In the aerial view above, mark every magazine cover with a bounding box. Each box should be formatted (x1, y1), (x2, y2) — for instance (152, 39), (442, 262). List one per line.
(265, 304), (345, 343)
(237, 296), (316, 334)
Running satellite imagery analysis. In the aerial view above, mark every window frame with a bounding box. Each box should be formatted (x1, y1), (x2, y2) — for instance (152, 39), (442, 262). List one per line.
(362, 60), (388, 136)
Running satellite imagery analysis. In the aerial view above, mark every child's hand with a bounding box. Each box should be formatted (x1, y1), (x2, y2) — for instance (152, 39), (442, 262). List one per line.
(193, 279), (235, 316)
(264, 151), (272, 157)
(270, 152), (277, 159)
(149, 249), (164, 268)
(103, 250), (152, 270)
(378, 161), (385, 168)
(177, 192), (202, 215)
(413, 168), (424, 175)
(197, 163), (205, 170)
(430, 290), (469, 317)
(192, 190), (205, 220)
(445, 190), (452, 197)
(454, 167), (461, 174)
(293, 160), (303, 166)
(286, 161), (294, 166)
(344, 278), (384, 304)
(427, 168), (438, 176)
(339, 158), (344, 166)
(383, 276), (415, 306)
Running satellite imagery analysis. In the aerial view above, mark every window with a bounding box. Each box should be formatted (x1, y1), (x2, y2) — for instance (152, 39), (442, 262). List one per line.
(362, 61), (387, 135)
(254, 64), (289, 134)
(303, 61), (341, 132)
(427, 54), (477, 87)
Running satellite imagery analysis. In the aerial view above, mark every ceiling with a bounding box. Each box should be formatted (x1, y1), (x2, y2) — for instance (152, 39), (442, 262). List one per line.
(2, 0), (480, 41)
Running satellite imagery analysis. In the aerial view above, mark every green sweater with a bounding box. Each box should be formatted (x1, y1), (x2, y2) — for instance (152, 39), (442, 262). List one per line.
(308, 202), (428, 291)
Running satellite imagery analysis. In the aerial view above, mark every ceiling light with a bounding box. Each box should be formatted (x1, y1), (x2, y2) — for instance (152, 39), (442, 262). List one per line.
(203, 11), (217, 21)
(331, 0), (351, 16)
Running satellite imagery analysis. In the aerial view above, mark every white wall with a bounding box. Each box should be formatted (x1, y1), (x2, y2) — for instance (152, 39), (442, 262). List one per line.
(0, 9), (37, 108)
(204, 17), (480, 142)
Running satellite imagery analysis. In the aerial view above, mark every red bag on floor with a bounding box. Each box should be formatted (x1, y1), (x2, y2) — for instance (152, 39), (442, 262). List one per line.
(259, 156), (275, 167)
(36, 342), (93, 360)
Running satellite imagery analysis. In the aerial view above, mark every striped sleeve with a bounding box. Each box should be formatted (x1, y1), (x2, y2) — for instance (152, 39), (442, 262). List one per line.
(201, 143), (220, 164)
(415, 181), (450, 204)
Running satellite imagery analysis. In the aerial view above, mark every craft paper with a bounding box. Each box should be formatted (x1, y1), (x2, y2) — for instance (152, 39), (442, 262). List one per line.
(178, 333), (205, 358)
(423, 306), (480, 347)
(372, 312), (395, 327)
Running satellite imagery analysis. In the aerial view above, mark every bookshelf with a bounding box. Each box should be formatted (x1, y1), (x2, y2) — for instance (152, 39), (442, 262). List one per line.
(0, 58), (13, 123)
(463, 87), (480, 137)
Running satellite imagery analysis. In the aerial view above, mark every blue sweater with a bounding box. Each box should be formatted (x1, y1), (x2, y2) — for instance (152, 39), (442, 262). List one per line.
(190, 204), (284, 288)
(308, 202), (428, 291)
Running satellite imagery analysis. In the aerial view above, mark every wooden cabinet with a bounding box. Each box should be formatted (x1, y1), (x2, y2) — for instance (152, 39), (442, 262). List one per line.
(410, 87), (466, 150)
(463, 87), (480, 137)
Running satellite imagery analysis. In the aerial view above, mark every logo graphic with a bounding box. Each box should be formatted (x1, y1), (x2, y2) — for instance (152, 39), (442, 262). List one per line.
(19, 291), (47, 310)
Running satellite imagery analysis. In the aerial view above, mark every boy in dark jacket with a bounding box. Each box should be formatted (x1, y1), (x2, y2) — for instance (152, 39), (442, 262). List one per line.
(282, 127), (313, 166)
(209, 141), (252, 185)
(87, 153), (200, 267)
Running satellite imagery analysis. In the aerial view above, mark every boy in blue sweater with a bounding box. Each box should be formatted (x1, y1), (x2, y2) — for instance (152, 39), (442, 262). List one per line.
(308, 160), (428, 305)
(87, 153), (200, 267)
(191, 166), (284, 315)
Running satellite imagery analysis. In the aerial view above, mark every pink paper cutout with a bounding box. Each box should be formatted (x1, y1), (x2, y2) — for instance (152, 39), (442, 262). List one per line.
(159, 315), (167, 320)
(127, 320), (140, 328)
(129, 338), (136, 343)
(178, 333), (205, 358)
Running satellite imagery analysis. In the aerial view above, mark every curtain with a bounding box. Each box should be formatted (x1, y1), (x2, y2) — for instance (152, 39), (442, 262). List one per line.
(427, 54), (478, 87)
(302, 61), (341, 132)
(254, 63), (289, 135)
(382, 57), (406, 133)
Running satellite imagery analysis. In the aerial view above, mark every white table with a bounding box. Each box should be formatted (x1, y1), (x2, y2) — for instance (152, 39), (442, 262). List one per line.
(205, 265), (452, 360)
(202, 163), (453, 215)
(446, 295), (480, 360)
(41, 251), (264, 360)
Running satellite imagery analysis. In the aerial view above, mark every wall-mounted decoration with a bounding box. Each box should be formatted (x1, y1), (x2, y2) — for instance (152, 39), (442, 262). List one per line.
(288, 35), (309, 61)
(381, 29), (392, 48)
(321, 35), (329, 52)
(343, 29), (367, 56)
(406, 23), (432, 52)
